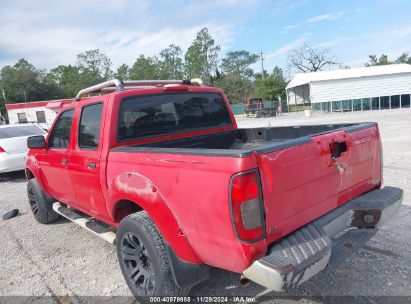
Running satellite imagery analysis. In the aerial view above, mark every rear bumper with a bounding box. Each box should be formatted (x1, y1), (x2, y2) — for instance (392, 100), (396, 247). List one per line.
(0, 152), (26, 173)
(243, 186), (403, 291)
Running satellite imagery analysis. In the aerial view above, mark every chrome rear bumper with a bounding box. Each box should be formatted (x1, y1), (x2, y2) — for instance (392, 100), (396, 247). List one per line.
(243, 186), (403, 291)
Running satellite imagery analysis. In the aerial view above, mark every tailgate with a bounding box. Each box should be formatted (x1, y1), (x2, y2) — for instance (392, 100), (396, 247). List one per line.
(256, 123), (382, 244)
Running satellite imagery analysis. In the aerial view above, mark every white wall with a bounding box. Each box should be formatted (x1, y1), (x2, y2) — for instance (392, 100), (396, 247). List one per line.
(7, 106), (58, 130)
(310, 72), (411, 103)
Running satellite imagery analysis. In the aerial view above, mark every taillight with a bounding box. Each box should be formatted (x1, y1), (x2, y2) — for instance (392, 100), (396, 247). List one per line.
(0, 146), (5, 153)
(230, 170), (265, 242)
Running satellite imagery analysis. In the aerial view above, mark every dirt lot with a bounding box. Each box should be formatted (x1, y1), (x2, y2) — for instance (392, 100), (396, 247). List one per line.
(1, 109), (410, 303)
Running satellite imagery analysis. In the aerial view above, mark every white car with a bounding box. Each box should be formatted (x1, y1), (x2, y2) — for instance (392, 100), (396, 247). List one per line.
(0, 124), (47, 173)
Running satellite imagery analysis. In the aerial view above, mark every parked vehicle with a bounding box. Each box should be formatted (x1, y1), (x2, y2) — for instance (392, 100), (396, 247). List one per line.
(245, 97), (276, 117)
(0, 124), (46, 173)
(25, 79), (402, 300)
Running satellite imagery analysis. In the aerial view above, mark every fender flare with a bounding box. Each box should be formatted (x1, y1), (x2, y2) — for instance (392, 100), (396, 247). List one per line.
(108, 172), (201, 264)
(25, 156), (51, 197)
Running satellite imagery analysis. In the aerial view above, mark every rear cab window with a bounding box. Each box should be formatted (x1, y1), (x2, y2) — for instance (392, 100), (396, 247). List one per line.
(0, 125), (46, 139)
(78, 103), (103, 150)
(117, 92), (232, 142)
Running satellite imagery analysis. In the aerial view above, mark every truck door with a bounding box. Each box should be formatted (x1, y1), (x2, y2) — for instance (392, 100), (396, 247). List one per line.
(38, 109), (76, 204)
(68, 101), (109, 218)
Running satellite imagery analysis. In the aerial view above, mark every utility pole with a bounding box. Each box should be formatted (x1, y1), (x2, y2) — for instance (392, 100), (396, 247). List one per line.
(260, 51), (265, 79)
(1, 89), (6, 103)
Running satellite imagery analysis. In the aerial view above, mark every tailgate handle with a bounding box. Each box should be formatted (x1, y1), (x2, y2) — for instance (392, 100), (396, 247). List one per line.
(330, 141), (348, 159)
(314, 130), (351, 168)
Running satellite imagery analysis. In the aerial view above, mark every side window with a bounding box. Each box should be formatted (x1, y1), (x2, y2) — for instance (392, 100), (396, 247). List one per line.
(49, 110), (74, 149)
(78, 103), (103, 150)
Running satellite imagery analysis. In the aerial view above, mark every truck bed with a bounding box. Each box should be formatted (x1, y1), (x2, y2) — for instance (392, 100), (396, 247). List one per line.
(108, 121), (382, 272)
(112, 122), (375, 157)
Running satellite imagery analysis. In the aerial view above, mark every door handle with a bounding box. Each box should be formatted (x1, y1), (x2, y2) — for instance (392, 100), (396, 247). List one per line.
(87, 162), (96, 169)
(61, 159), (68, 165)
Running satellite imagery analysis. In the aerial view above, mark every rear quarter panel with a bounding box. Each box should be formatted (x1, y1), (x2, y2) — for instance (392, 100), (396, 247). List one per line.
(107, 151), (267, 272)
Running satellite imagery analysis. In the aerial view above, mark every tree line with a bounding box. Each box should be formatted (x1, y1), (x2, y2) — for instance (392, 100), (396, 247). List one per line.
(1, 26), (410, 119)
(0, 28), (287, 118)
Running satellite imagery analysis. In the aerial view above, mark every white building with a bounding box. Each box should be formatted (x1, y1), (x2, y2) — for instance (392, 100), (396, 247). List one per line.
(286, 64), (411, 112)
(5, 99), (72, 130)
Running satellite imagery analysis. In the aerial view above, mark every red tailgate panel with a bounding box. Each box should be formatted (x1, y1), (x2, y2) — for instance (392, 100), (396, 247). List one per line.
(256, 126), (382, 244)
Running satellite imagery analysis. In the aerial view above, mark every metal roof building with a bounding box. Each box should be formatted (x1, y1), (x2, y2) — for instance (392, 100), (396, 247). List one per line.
(286, 64), (411, 112)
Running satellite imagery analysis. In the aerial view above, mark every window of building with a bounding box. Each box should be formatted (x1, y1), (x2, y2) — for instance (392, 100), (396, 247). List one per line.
(36, 111), (46, 123)
(48, 110), (74, 149)
(372, 97), (379, 110)
(312, 103), (322, 111)
(342, 100), (352, 112)
(353, 99), (362, 111)
(17, 113), (27, 123)
(401, 94), (410, 108)
(381, 96), (390, 109)
(78, 103), (103, 149)
(332, 100), (342, 112)
(391, 95), (400, 109)
(322, 102), (331, 112)
(362, 98), (371, 110)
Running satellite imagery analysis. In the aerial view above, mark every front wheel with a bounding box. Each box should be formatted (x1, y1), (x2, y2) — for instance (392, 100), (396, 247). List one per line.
(116, 211), (189, 299)
(27, 178), (60, 224)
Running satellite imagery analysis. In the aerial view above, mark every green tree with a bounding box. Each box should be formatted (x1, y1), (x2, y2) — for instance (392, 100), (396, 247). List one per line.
(365, 54), (391, 66)
(114, 64), (130, 81)
(185, 28), (220, 83)
(47, 65), (83, 98)
(365, 52), (411, 66)
(129, 55), (160, 80)
(215, 74), (255, 103)
(221, 50), (258, 79)
(395, 52), (411, 64)
(0, 58), (62, 103)
(76, 49), (113, 84)
(253, 66), (287, 108)
(159, 44), (184, 79)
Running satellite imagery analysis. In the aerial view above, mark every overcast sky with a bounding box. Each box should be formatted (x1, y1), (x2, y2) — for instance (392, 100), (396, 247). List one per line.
(1, 0), (410, 75)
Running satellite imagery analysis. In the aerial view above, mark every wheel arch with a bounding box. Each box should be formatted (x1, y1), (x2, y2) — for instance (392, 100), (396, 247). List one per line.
(25, 158), (52, 198)
(25, 168), (35, 180)
(109, 172), (201, 264)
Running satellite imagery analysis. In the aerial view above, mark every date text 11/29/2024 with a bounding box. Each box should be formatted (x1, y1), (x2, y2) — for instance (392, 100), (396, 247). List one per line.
(149, 296), (256, 303)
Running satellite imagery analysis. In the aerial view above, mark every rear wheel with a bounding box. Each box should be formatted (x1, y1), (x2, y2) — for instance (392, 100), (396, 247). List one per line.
(116, 211), (189, 300)
(27, 178), (60, 224)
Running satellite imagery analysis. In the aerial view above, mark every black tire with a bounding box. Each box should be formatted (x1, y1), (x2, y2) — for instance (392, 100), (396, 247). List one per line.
(116, 211), (189, 300)
(27, 178), (60, 224)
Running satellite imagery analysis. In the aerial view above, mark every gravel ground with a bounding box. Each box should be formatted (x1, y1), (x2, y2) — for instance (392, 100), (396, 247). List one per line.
(1, 108), (410, 303)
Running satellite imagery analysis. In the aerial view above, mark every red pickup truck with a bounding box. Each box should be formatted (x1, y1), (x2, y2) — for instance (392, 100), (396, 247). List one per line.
(25, 79), (402, 299)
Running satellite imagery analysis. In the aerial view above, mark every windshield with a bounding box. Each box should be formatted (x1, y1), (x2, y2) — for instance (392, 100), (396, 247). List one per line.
(118, 92), (232, 141)
(0, 125), (46, 139)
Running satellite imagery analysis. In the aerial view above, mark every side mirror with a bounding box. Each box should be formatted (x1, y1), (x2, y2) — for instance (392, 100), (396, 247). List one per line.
(27, 135), (46, 149)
